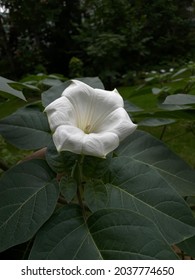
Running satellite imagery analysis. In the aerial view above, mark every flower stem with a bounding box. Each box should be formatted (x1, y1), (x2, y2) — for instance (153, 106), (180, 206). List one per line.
(77, 182), (87, 221)
(75, 155), (87, 221)
(160, 125), (167, 140)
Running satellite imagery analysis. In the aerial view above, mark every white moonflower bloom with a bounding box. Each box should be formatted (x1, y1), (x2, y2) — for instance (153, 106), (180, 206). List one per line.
(44, 80), (137, 158)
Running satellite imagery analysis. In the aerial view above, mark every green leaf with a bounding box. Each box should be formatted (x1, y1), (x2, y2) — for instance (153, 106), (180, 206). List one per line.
(46, 141), (111, 178)
(8, 82), (40, 93)
(88, 209), (177, 260)
(145, 77), (155, 82)
(124, 100), (143, 112)
(163, 94), (195, 105)
(158, 104), (191, 111)
(46, 140), (78, 174)
(83, 155), (111, 179)
(41, 78), (64, 87)
(0, 107), (51, 150)
(84, 180), (108, 212)
(0, 159), (59, 252)
(116, 130), (195, 196)
(29, 205), (177, 260)
(60, 177), (77, 203)
(152, 87), (162, 95)
(177, 235), (195, 258)
(134, 107), (195, 121)
(105, 156), (195, 244)
(171, 68), (188, 78)
(155, 109), (194, 121)
(0, 98), (26, 119)
(29, 205), (103, 260)
(0, 76), (26, 101)
(76, 77), (104, 89)
(138, 118), (175, 127)
(41, 81), (71, 107)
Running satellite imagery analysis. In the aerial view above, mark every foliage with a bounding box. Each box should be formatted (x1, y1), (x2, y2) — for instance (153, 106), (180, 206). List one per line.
(0, 74), (195, 259)
(69, 56), (84, 78)
(119, 62), (195, 124)
(0, 0), (81, 77)
(75, 0), (149, 86)
(118, 62), (195, 168)
(0, 0), (195, 86)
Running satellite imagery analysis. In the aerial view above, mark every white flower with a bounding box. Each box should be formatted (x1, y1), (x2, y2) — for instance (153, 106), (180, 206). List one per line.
(44, 80), (137, 158)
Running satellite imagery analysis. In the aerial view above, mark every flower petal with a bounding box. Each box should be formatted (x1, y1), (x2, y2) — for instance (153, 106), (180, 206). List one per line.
(52, 125), (85, 154)
(82, 132), (119, 158)
(52, 125), (119, 158)
(62, 80), (124, 131)
(44, 96), (76, 131)
(61, 80), (93, 129)
(95, 107), (137, 141)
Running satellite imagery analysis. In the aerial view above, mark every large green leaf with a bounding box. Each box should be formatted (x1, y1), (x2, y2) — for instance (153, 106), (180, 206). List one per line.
(0, 76), (26, 101)
(115, 130), (195, 196)
(105, 157), (195, 244)
(0, 107), (51, 150)
(29, 205), (177, 260)
(0, 159), (59, 252)
(88, 209), (177, 260)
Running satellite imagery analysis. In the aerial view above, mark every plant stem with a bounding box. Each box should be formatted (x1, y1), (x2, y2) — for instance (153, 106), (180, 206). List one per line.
(58, 196), (68, 205)
(77, 183), (87, 221)
(160, 125), (167, 140)
(75, 155), (87, 221)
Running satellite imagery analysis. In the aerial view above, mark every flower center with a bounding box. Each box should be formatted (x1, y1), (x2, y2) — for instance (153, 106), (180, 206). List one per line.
(84, 124), (92, 134)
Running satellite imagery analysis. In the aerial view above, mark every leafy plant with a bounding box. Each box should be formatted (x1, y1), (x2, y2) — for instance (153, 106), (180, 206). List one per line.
(120, 62), (195, 140)
(0, 75), (195, 260)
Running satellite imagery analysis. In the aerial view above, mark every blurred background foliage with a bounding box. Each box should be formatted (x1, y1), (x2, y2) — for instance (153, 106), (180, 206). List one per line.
(0, 0), (195, 86)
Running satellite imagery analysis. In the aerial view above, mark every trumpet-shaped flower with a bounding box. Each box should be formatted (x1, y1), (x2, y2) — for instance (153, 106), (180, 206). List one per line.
(44, 80), (137, 158)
